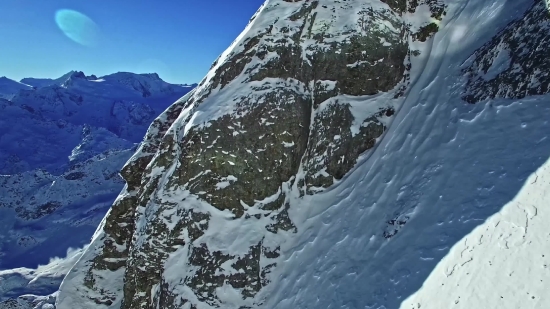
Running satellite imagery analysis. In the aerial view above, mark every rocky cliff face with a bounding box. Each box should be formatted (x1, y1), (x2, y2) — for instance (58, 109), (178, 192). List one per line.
(462, 0), (550, 103)
(56, 1), (452, 308)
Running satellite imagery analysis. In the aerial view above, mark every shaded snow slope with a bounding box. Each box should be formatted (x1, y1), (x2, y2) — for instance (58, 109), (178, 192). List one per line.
(0, 72), (196, 306)
(0, 78), (32, 100)
(57, 0), (550, 308)
(401, 158), (550, 308)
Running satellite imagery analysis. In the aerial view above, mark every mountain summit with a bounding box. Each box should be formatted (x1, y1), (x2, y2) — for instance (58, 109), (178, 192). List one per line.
(57, 0), (550, 309)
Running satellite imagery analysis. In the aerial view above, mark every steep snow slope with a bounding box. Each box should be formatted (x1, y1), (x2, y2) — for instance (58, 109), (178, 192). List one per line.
(0, 72), (195, 307)
(57, 0), (550, 308)
(259, 1), (550, 308)
(401, 159), (550, 308)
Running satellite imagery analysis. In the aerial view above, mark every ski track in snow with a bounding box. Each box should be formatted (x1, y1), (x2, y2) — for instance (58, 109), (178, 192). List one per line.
(256, 0), (550, 308)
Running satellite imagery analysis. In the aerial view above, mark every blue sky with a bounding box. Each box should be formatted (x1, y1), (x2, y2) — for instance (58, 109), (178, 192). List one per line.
(0, 0), (264, 84)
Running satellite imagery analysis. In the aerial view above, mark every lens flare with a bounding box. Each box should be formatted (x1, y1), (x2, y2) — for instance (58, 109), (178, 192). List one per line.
(55, 9), (100, 47)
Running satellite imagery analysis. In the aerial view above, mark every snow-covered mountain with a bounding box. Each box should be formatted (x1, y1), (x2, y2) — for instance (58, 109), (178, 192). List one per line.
(1, 71), (195, 174)
(0, 78), (33, 101)
(5, 0), (544, 308)
(0, 71), (195, 308)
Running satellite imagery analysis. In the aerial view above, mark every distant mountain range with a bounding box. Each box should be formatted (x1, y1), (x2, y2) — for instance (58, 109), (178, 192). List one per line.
(0, 77), (33, 100)
(0, 71), (195, 306)
(0, 71), (196, 174)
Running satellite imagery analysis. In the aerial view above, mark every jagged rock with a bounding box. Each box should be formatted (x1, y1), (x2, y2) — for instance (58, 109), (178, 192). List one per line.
(57, 1), (451, 308)
(462, 0), (550, 103)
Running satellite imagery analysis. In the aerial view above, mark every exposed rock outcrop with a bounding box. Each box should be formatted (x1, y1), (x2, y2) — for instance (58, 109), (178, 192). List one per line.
(463, 0), (550, 103)
(57, 0), (449, 308)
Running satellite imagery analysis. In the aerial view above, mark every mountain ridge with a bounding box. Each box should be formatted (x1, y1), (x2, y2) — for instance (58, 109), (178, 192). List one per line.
(0, 71), (196, 308)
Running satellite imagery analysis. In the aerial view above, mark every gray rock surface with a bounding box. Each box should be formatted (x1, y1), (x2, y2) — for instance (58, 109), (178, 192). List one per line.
(56, 0), (469, 308)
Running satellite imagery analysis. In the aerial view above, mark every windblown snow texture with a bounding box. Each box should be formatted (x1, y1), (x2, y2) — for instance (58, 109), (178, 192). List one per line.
(58, 0), (550, 309)
(0, 72), (195, 308)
